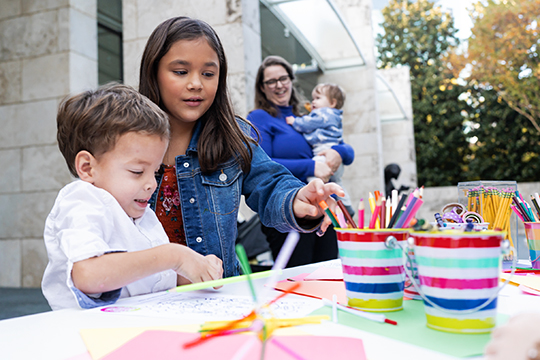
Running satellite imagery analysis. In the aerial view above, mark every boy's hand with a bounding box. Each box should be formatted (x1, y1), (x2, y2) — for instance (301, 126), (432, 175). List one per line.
(286, 116), (295, 125)
(293, 179), (344, 234)
(173, 246), (223, 288)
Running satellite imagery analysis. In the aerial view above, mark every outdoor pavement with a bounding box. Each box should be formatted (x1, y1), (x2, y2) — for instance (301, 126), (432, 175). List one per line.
(0, 287), (51, 320)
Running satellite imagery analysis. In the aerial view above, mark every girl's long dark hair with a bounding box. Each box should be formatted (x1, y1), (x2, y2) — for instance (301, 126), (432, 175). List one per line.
(253, 55), (302, 117)
(139, 16), (256, 174)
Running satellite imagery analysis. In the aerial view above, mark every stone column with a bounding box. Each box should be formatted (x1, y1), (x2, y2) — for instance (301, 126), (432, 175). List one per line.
(318, 0), (385, 214)
(0, 0), (97, 287)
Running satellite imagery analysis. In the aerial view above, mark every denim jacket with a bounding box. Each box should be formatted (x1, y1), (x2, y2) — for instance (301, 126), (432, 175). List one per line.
(150, 119), (316, 278)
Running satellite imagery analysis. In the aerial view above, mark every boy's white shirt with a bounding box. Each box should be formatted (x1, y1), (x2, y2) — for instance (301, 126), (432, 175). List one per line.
(42, 180), (176, 310)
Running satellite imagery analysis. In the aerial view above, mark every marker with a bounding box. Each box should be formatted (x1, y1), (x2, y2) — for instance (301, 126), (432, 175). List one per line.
(322, 298), (397, 325)
(319, 200), (340, 228)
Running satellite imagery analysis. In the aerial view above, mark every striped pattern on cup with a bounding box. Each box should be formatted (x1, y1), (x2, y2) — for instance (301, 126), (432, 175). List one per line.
(412, 231), (503, 334)
(524, 223), (540, 269)
(337, 229), (408, 312)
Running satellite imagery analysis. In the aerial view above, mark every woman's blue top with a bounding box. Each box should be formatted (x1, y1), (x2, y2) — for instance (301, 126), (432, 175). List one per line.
(247, 105), (354, 183)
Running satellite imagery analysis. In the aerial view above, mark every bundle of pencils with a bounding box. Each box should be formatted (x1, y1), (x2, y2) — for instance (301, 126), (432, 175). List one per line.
(465, 186), (515, 247)
(357, 188), (424, 229)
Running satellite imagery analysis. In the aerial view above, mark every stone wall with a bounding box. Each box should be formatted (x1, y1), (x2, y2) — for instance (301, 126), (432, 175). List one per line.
(0, 0), (97, 287)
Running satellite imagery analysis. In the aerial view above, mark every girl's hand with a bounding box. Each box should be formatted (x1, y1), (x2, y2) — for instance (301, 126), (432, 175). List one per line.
(318, 148), (342, 173)
(293, 179), (344, 234)
(314, 161), (333, 183)
(484, 313), (540, 360)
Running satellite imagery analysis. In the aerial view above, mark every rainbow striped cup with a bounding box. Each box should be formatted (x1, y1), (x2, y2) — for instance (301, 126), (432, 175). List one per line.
(410, 230), (505, 334)
(336, 229), (409, 312)
(524, 222), (540, 269)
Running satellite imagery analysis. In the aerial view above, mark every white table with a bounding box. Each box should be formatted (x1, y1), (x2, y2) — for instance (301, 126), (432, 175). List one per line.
(0, 260), (538, 360)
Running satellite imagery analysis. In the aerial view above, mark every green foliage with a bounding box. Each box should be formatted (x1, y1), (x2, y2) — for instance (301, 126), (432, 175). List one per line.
(377, 0), (470, 186)
(465, 88), (540, 181)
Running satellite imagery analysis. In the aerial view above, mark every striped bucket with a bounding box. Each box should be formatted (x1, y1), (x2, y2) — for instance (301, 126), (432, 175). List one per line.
(410, 230), (505, 334)
(336, 229), (409, 312)
(524, 222), (540, 269)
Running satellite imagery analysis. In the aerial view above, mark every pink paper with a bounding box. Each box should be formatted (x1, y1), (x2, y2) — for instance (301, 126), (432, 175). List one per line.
(100, 330), (366, 360)
(304, 267), (343, 281)
(285, 273), (310, 282)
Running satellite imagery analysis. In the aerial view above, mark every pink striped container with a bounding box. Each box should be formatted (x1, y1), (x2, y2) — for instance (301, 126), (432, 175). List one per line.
(410, 230), (506, 334)
(336, 229), (409, 312)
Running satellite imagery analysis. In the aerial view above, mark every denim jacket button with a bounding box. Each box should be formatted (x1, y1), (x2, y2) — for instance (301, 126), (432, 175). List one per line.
(183, 162), (189, 168)
(219, 173), (227, 181)
(189, 198), (195, 204)
(196, 237), (202, 243)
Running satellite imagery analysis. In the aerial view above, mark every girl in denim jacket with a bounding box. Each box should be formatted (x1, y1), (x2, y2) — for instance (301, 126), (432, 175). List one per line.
(138, 17), (343, 279)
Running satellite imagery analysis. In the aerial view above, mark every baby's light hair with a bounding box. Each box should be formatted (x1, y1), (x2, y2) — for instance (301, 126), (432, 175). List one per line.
(57, 83), (170, 177)
(313, 83), (346, 109)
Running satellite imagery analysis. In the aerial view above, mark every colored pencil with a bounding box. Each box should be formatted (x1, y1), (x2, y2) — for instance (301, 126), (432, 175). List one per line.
(335, 207), (348, 228)
(380, 197), (386, 229)
(386, 196), (391, 228)
(358, 199), (365, 229)
(319, 200), (340, 228)
(369, 197), (382, 229)
(388, 193), (408, 228)
(337, 199), (357, 228)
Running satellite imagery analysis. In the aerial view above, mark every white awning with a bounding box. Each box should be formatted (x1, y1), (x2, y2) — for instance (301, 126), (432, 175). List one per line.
(261, 0), (366, 71)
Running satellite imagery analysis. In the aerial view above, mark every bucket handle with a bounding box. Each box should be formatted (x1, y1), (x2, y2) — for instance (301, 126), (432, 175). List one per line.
(385, 236), (516, 315)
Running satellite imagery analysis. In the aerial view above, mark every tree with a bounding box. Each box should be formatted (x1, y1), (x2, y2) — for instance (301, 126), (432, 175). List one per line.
(466, 0), (540, 132)
(464, 86), (540, 182)
(376, 0), (471, 186)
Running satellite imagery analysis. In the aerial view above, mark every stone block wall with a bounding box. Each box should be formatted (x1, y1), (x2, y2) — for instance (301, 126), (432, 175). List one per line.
(0, 0), (97, 287)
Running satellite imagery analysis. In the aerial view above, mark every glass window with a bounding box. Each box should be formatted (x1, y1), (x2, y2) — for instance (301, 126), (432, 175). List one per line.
(98, 0), (123, 85)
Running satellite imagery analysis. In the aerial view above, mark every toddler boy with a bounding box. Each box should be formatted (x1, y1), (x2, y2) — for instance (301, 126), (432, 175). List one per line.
(42, 83), (223, 310)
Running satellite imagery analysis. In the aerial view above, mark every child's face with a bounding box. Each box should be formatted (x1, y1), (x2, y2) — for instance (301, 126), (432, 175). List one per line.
(157, 38), (220, 127)
(91, 132), (167, 219)
(311, 90), (336, 110)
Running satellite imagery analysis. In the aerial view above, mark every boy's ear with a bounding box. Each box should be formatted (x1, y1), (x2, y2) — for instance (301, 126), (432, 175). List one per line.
(75, 151), (96, 183)
(330, 98), (338, 108)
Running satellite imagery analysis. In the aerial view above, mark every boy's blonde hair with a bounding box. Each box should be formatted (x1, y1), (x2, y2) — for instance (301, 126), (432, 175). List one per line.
(57, 83), (170, 177)
(313, 83), (346, 110)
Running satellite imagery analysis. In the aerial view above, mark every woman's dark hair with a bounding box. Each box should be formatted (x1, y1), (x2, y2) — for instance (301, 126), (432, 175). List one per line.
(139, 16), (256, 174)
(253, 55), (302, 117)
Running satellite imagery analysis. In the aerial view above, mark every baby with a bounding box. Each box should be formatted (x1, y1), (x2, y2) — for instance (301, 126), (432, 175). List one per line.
(286, 83), (354, 215)
(42, 83), (223, 310)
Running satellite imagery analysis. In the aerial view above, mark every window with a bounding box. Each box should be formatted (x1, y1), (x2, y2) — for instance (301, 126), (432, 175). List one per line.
(98, 0), (123, 85)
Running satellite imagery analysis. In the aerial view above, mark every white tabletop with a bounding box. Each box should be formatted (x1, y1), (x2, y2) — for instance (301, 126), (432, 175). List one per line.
(0, 260), (538, 360)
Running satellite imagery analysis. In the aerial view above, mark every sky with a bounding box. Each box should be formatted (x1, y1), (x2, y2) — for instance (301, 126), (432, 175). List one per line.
(372, 0), (480, 41)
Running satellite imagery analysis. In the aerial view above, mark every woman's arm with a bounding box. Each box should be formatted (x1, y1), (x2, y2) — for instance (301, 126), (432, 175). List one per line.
(248, 110), (315, 181)
(331, 142), (355, 166)
(72, 244), (223, 294)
